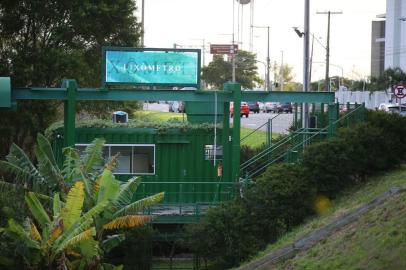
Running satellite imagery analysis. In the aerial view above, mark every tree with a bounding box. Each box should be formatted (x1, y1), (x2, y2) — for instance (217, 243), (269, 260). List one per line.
(0, 0), (143, 159)
(0, 136), (164, 268)
(201, 50), (262, 89)
(272, 63), (300, 91)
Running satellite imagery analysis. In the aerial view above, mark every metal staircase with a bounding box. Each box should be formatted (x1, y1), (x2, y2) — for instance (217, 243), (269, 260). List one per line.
(240, 103), (366, 180)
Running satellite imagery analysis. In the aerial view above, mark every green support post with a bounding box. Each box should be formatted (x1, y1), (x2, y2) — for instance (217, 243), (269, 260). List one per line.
(0, 77), (11, 108)
(63, 80), (77, 148)
(224, 82), (241, 182)
(328, 103), (338, 138)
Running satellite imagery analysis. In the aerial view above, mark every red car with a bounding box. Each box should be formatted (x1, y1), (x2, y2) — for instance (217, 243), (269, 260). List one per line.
(230, 102), (250, 118)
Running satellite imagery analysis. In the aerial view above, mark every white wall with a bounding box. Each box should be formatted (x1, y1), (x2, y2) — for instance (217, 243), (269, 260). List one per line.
(335, 90), (393, 109)
(385, 0), (406, 71)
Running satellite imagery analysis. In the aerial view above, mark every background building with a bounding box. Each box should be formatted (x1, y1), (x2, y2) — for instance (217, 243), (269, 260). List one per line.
(371, 0), (406, 77)
(384, 0), (406, 71)
(371, 19), (386, 78)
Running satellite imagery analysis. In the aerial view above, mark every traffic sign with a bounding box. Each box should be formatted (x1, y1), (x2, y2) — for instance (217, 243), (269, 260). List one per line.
(210, 44), (238, 55)
(393, 84), (406, 98)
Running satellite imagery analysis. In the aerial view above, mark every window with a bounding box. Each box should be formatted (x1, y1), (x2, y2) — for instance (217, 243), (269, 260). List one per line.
(76, 144), (155, 175)
(204, 145), (223, 160)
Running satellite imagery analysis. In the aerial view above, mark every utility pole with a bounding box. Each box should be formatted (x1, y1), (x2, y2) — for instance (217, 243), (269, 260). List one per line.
(232, 0), (236, 82)
(280, 50), (284, 91)
(316, 10), (343, 91)
(141, 0), (145, 47)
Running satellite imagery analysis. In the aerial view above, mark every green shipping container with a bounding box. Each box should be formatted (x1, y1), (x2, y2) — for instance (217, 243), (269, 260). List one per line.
(51, 124), (237, 223)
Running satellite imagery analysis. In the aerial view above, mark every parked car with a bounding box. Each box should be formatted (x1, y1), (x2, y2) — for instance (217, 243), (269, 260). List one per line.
(247, 102), (261, 113)
(264, 102), (279, 113)
(230, 102), (250, 118)
(277, 102), (293, 113)
(378, 103), (406, 116)
(168, 101), (185, 113)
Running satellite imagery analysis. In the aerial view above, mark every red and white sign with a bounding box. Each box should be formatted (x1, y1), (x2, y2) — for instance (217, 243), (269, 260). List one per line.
(210, 44), (238, 55)
(393, 84), (406, 98)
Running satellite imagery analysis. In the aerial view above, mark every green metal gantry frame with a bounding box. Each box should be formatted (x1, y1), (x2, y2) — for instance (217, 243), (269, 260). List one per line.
(0, 77), (335, 182)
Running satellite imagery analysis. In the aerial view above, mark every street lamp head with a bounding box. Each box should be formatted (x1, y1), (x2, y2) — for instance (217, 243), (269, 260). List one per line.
(293, 27), (304, 38)
(400, 17), (406, 21)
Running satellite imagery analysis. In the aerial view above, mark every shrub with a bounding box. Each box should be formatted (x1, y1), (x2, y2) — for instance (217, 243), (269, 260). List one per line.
(246, 163), (316, 233)
(187, 199), (264, 269)
(302, 137), (356, 197)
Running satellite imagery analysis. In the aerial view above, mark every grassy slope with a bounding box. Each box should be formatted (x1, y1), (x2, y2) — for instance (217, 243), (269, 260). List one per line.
(240, 166), (406, 270)
(134, 111), (274, 148)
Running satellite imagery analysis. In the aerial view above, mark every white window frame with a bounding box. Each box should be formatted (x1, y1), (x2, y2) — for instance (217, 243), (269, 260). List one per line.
(75, 143), (156, 175)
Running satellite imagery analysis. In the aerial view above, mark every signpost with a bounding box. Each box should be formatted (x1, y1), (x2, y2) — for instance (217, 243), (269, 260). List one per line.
(210, 44), (238, 55)
(393, 84), (406, 99)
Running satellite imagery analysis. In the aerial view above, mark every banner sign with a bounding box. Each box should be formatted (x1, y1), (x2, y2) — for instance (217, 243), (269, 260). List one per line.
(103, 47), (200, 87)
(210, 44), (238, 55)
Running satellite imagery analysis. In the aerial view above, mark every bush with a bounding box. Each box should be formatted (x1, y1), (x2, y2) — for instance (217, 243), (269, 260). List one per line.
(246, 163), (316, 233)
(104, 226), (154, 270)
(187, 109), (406, 269)
(187, 199), (263, 270)
(302, 137), (356, 197)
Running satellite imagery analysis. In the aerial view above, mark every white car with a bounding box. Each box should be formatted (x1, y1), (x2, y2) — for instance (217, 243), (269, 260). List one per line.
(264, 102), (279, 113)
(378, 103), (406, 116)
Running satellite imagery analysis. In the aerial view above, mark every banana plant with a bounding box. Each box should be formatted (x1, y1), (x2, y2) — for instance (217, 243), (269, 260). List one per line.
(1, 182), (108, 269)
(1, 134), (165, 267)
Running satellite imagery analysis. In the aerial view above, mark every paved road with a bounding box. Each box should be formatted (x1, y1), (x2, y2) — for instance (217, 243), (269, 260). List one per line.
(143, 103), (294, 134)
(235, 112), (294, 134)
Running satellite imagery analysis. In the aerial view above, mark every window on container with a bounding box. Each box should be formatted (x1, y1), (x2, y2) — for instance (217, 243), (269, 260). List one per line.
(133, 146), (154, 174)
(204, 145), (223, 160)
(75, 144), (155, 175)
(110, 146), (132, 174)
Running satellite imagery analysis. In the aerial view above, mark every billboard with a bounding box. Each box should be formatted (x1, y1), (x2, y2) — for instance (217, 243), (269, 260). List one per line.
(103, 47), (200, 87)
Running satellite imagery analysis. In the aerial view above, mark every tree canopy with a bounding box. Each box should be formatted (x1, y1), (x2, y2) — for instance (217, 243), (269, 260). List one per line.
(201, 50), (262, 89)
(0, 0), (143, 158)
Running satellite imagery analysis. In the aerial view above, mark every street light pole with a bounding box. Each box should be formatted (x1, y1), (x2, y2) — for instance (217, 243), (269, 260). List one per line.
(266, 26), (270, 91)
(303, 0), (310, 129)
(252, 25), (270, 91)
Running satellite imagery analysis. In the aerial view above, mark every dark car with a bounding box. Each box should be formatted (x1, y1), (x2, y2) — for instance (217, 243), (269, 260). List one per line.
(247, 102), (261, 113)
(277, 102), (293, 113)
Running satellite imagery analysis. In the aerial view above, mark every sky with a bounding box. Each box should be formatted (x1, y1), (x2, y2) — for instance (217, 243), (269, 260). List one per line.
(140, 0), (386, 83)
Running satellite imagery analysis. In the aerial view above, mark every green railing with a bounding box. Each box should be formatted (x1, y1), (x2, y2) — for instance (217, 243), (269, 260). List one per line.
(240, 104), (365, 179)
(135, 181), (239, 223)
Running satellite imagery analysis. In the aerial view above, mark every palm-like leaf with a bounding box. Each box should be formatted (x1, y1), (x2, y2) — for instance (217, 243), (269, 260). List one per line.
(0, 180), (22, 194)
(25, 192), (51, 230)
(4, 144), (45, 189)
(61, 181), (85, 230)
(53, 200), (108, 253)
(36, 134), (58, 168)
(101, 234), (125, 253)
(0, 161), (32, 185)
(2, 219), (40, 250)
(96, 168), (120, 204)
(103, 215), (152, 230)
(112, 176), (141, 210)
(113, 192), (165, 218)
(80, 138), (105, 174)
(53, 193), (61, 218)
(61, 228), (95, 250)
(30, 223), (42, 242)
(62, 147), (81, 184)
